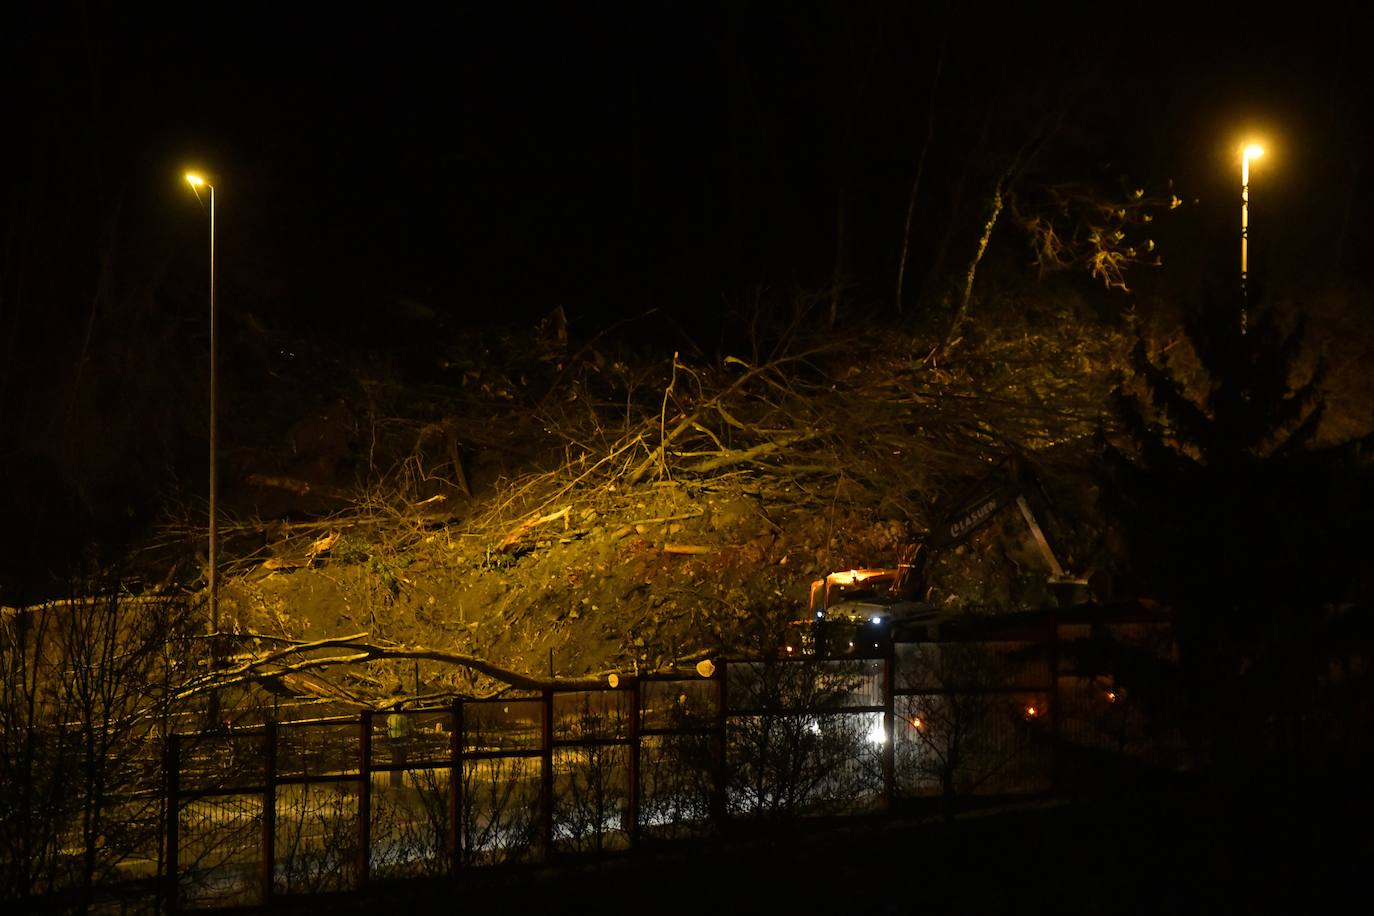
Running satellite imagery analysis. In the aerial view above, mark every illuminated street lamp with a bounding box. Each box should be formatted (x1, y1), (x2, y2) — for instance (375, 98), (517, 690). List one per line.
(184, 172), (218, 642)
(1240, 143), (1264, 334)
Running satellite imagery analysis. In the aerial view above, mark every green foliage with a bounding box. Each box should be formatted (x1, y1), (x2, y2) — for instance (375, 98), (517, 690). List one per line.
(331, 537), (371, 566)
(331, 537), (413, 598)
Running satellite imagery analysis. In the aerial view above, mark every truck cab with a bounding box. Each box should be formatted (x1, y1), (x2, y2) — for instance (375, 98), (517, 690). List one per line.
(796, 564), (939, 656)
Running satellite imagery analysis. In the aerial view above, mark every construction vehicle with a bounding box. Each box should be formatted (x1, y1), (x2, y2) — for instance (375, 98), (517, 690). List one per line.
(793, 451), (1091, 656)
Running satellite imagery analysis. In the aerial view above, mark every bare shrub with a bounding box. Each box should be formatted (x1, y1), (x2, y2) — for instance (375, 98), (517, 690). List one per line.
(551, 693), (629, 855)
(725, 657), (883, 821)
(894, 641), (1051, 809)
(1, 590), (196, 908)
(275, 782), (359, 894)
(638, 680), (719, 839)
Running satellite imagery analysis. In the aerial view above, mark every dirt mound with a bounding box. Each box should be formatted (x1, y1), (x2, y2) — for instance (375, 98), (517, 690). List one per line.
(219, 479), (922, 700)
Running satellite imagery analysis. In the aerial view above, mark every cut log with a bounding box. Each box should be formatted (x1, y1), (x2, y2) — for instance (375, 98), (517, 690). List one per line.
(497, 506), (570, 551)
(662, 543), (712, 555)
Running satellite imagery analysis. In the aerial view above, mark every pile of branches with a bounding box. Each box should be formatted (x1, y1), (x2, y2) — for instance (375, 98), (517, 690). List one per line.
(191, 299), (1123, 572)
(441, 312), (1124, 550)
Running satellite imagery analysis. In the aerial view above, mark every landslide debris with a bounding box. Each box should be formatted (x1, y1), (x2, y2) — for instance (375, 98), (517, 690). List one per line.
(164, 304), (1123, 707)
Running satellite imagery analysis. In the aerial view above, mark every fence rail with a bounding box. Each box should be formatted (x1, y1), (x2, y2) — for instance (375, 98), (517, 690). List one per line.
(163, 616), (1188, 911)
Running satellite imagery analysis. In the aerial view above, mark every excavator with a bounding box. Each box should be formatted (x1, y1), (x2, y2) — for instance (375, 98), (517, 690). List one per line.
(793, 451), (1092, 657)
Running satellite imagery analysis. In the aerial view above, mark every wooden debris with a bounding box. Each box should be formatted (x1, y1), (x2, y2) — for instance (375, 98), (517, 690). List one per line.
(443, 417), (472, 497)
(175, 630), (697, 701)
(307, 531), (340, 557)
(246, 474), (352, 501)
(662, 543), (712, 555)
(262, 556), (308, 571)
(497, 506), (570, 551)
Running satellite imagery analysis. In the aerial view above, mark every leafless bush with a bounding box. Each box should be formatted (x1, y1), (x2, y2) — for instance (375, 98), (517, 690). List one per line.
(638, 681), (718, 839)
(552, 694), (630, 855)
(369, 768), (450, 879)
(275, 782), (360, 894)
(173, 792), (262, 909)
(0, 589), (197, 907)
(458, 754), (539, 867)
(726, 657), (883, 821)
(457, 706), (541, 867)
(894, 641), (1051, 809)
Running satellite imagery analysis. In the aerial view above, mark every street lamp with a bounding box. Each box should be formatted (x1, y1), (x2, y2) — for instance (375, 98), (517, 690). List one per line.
(184, 172), (218, 642)
(1240, 143), (1264, 334)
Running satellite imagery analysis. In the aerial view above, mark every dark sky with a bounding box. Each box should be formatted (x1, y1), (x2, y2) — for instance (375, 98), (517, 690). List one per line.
(4, 2), (1373, 337)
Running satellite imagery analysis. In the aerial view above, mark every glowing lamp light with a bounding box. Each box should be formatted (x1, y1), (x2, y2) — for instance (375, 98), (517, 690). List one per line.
(1243, 144), (1264, 161)
(1025, 705), (1039, 719)
(912, 717), (924, 730)
(1105, 691), (1118, 703)
(185, 172), (206, 187)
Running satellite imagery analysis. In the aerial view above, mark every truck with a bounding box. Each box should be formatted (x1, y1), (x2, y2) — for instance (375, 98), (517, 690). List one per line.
(794, 451), (1091, 656)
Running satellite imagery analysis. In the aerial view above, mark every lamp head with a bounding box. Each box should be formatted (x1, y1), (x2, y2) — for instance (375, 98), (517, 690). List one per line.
(185, 172), (207, 188)
(1242, 144), (1264, 161)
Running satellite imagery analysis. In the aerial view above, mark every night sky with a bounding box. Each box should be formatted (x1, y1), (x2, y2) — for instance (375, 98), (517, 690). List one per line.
(6, 3), (1371, 333)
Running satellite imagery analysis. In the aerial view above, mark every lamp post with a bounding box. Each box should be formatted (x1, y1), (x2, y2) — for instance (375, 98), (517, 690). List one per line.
(1240, 143), (1263, 334)
(185, 172), (218, 642)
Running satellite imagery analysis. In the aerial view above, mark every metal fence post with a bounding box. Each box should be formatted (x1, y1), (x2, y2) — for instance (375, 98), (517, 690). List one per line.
(883, 640), (896, 809)
(627, 677), (641, 845)
(164, 733), (180, 916)
(261, 722), (277, 905)
(712, 662), (728, 830)
(1047, 611), (1061, 792)
(541, 688), (555, 862)
(449, 700), (464, 876)
(358, 711), (372, 887)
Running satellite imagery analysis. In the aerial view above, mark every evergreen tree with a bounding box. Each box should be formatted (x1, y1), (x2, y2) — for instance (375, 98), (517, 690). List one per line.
(1101, 283), (1373, 771)
(1108, 290), (1339, 615)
